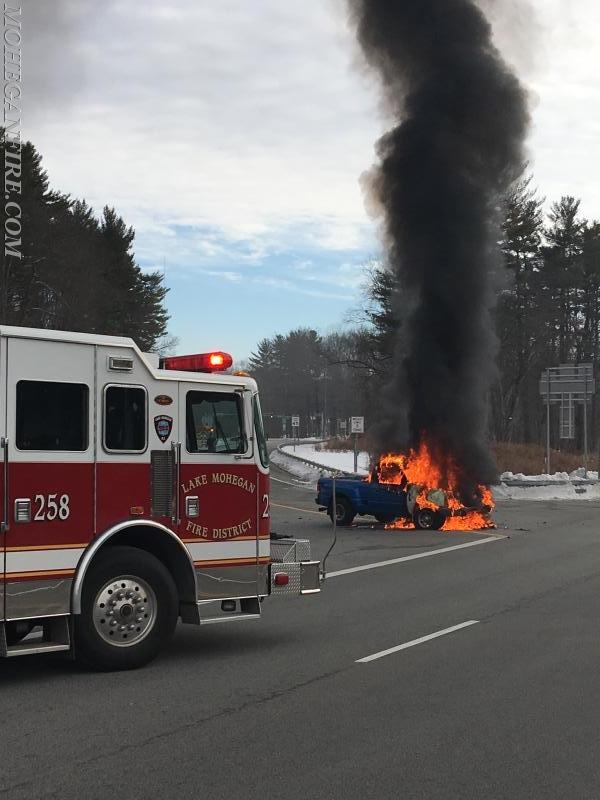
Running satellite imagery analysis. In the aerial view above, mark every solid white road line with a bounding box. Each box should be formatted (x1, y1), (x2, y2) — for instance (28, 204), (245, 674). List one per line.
(270, 476), (315, 490)
(356, 620), (480, 663)
(326, 535), (506, 578)
(271, 502), (324, 516)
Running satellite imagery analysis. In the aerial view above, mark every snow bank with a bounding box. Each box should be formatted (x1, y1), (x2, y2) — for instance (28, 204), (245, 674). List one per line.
(269, 450), (322, 484)
(285, 444), (370, 475)
(493, 482), (600, 501)
(501, 470), (599, 483)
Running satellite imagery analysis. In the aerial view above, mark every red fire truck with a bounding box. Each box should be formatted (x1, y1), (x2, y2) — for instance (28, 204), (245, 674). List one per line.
(0, 326), (320, 669)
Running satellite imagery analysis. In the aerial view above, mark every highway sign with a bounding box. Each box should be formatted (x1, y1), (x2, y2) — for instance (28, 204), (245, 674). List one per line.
(350, 416), (364, 434)
(539, 363), (595, 470)
(539, 363), (594, 401)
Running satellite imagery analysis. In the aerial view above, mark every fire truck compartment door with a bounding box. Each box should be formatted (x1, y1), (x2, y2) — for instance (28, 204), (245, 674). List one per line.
(179, 385), (262, 600)
(4, 336), (95, 619)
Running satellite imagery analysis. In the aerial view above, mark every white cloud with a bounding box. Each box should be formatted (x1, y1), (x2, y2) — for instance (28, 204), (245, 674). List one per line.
(25, 0), (379, 250)
(23, 0), (600, 273)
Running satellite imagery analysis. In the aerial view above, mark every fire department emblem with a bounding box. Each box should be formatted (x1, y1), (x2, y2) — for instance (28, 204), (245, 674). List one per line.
(154, 415), (173, 443)
(154, 394), (173, 406)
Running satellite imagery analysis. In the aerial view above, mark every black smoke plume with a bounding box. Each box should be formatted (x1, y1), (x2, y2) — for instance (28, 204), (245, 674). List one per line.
(348, 0), (530, 502)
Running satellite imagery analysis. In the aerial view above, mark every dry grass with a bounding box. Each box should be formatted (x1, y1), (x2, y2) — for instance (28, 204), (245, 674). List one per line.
(491, 441), (597, 475)
(321, 435), (371, 453)
(322, 437), (597, 475)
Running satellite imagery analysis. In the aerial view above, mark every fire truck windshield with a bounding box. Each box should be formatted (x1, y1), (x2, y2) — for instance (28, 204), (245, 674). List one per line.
(186, 391), (245, 454)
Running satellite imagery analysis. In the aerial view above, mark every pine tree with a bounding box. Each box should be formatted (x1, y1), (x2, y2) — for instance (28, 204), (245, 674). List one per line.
(578, 222), (600, 362)
(1, 134), (70, 327)
(1, 134), (171, 351)
(540, 196), (585, 362)
(98, 206), (169, 349)
(494, 177), (544, 440)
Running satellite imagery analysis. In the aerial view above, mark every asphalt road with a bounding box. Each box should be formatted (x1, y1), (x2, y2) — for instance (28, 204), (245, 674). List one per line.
(3, 452), (600, 798)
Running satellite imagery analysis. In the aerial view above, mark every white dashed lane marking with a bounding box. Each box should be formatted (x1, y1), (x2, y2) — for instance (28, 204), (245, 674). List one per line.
(327, 535), (506, 578)
(356, 621), (480, 663)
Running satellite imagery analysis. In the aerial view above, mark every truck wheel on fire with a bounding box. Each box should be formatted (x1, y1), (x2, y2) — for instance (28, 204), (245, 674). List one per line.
(412, 507), (445, 531)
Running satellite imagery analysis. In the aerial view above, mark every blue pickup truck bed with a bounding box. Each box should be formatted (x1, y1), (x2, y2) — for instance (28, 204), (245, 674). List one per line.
(315, 474), (448, 529)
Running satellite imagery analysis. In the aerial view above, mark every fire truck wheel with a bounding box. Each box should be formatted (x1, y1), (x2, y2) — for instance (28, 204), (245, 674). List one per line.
(413, 507), (444, 530)
(75, 546), (178, 671)
(328, 496), (355, 526)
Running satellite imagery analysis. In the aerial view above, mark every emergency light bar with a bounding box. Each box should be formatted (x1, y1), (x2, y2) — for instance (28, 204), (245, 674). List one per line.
(160, 352), (233, 373)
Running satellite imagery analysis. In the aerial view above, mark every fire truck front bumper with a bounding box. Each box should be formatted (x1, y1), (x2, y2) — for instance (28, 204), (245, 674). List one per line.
(269, 538), (321, 596)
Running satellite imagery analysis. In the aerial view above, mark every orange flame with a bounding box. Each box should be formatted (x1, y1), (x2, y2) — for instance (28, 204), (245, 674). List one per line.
(375, 443), (495, 531)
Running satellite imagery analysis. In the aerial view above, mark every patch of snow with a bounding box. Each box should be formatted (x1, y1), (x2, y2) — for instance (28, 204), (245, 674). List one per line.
(500, 470), (599, 484)
(269, 450), (323, 485)
(494, 482), (600, 501)
(490, 483), (510, 500)
(281, 444), (370, 475)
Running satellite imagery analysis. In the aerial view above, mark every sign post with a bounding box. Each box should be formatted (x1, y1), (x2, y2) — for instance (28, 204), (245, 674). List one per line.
(350, 416), (364, 473)
(546, 370), (551, 474)
(291, 415), (300, 451)
(584, 369), (589, 474)
(539, 364), (595, 477)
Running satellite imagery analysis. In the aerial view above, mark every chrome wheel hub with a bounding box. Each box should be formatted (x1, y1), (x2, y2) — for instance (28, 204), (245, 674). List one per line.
(93, 575), (157, 647)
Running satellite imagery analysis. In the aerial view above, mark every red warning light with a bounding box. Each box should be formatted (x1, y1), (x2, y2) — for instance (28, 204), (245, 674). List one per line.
(160, 352), (233, 373)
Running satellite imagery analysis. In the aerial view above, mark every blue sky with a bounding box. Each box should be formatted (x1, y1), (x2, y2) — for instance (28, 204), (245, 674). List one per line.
(24, 0), (600, 357)
(134, 220), (374, 358)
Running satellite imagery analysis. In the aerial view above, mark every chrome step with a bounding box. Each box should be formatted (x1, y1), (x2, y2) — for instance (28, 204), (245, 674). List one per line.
(199, 613), (261, 626)
(0, 616), (71, 657)
(181, 596), (262, 625)
(5, 640), (70, 657)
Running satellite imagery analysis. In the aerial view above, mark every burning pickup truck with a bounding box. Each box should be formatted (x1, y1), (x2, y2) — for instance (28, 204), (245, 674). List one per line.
(315, 474), (450, 529)
(315, 445), (494, 531)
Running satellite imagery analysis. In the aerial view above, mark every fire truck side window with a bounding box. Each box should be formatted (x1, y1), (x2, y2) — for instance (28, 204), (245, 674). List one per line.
(186, 391), (245, 454)
(16, 380), (89, 451)
(104, 385), (147, 452)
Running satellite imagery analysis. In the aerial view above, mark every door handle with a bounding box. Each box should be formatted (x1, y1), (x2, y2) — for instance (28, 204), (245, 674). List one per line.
(1, 437), (8, 534)
(171, 441), (182, 525)
(14, 498), (31, 523)
(185, 496), (199, 518)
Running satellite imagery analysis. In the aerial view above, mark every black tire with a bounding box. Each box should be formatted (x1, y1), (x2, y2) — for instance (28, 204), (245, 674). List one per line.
(413, 507), (445, 531)
(75, 546), (178, 671)
(375, 514), (397, 524)
(328, 496), (355, 526)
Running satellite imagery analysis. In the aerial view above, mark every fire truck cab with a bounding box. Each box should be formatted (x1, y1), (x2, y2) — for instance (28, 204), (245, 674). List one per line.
(0, 326), (320, 670)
